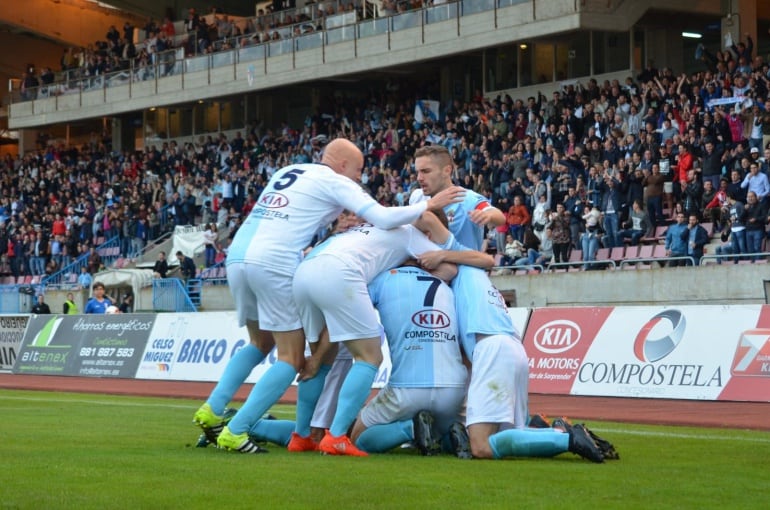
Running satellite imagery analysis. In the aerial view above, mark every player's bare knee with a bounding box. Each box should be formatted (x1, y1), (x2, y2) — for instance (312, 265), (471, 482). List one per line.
(345, 338), (383, 366)
(470, 439), (494, 459)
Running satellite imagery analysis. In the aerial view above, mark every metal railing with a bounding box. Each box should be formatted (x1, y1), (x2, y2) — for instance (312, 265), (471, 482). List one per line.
(618, 256), (696, 269)
(547, 259), (618, 271)
(700, 252), (770, 266)
(9, 0), (537, 108)
(491, 263), (546, 274)
(41, 235), (119, 288)
(152, 278), (197, 312)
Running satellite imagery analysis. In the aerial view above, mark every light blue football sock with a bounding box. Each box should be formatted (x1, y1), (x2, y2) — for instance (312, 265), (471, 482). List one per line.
(294, 364), (332, 437)
(248, 419), (296, 447)
(227, 360), (296, 435)
(328, 361), (378, 437)
(206, 344), (266, 415)
(355, 420), (412, 453)
(488, 428), (570, 459)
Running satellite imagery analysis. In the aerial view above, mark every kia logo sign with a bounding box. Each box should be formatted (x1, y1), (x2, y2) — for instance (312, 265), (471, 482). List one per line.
(258, 192), (289, 208)
(633, 310), (686, 362)
(411, 310), (451, 329)
(533, 320), (581, 353)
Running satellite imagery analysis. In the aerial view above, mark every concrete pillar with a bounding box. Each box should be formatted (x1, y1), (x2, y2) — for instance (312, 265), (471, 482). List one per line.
(111, 118), (122, 154)
(722, 0), (757, 57)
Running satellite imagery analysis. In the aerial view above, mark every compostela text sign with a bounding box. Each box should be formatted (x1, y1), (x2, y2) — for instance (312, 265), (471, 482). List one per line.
(524, 305), (770, 402)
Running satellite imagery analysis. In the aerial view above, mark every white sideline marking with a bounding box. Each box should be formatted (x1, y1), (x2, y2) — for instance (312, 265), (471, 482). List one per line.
(2, 396), (767, 439)
(0, 395), (296, 418)
(593, 427), (770, 443)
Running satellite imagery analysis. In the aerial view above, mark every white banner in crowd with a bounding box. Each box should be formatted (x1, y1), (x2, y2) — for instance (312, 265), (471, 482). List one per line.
(706, 96), (746, 109)
(169, 225), (206, 265)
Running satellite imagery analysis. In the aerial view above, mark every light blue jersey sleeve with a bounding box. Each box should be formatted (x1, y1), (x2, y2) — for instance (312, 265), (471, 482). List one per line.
(443, 190), (491, 251)
(369, 267), (466, 388)
(451, 265), (516, 358)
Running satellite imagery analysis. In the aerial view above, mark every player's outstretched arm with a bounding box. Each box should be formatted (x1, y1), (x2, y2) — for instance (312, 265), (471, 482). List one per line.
(429, 262), (458, 284)
(418, 249), (495, 271)
(469, 206), (506, 227)
(425, 186), (467, 211)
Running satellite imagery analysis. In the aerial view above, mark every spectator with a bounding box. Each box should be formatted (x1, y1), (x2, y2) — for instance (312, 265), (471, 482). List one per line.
(684, 214), (709, 266)
(743, 191), (767, 259)
(703, 178), (730, 231)
(84, 281), (113, 314)
(203, 223), (218, 267)
(506, 195), (530, 241)
(642, 163), (666, 228)
(498, 233), (524, 268)
(78, 266), (93, 288)
(527, 226), (554, 268)
(176, 250), (196, 283)
(62, 292), (78, 314)
(664, 212), (689, 267)
(598, 176), (622, 248)
(31, 294), (51, 314)
(741, 162), (770, 207)
(119, 293), (134, 313)
(618, 199), (652, 246)
(581, 205), (601, 270)
(550, 203), (571, 263)
(153, 251), (169, 278)
(87, 246), (102, 275)
(715, 222), (736, 264)
(726, 192), (747, 260)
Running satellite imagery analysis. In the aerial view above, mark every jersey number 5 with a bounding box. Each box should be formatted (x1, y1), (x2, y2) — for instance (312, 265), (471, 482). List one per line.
(274, 168), (306, 190)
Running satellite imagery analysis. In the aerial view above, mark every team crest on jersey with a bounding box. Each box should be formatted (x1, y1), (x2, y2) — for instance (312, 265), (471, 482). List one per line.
(445, 206), (457, 225)
(258, 192), (289, 208)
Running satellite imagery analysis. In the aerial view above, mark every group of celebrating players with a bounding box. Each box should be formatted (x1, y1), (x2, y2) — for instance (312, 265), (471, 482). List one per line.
(191, 139), (618, 462)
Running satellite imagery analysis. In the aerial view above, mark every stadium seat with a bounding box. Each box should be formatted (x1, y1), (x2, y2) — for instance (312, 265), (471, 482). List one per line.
(636, 244), (654, 259)
(652, 244), (667, 263)
(641, 226), (668, 244)
(623, 245), (640, 259)
(609, 246), (625, 262)
(596, 248), (610, 261)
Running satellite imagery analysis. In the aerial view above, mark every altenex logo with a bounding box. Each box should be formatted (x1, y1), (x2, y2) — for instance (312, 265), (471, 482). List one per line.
(578, 309), (722, 387)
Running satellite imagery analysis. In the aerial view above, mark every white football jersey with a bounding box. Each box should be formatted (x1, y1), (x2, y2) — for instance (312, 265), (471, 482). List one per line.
(227, 163), (427, 270)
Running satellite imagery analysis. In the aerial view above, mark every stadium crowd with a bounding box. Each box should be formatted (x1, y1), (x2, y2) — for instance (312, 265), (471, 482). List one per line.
(5, 27), (770, 280)
(19, 0), (437, 98)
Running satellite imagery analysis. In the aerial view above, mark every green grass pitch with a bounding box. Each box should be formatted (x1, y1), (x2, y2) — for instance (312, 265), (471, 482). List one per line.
(2, 390), (768, 509)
